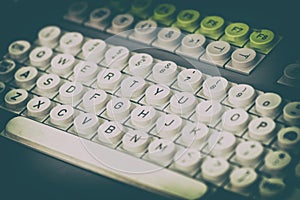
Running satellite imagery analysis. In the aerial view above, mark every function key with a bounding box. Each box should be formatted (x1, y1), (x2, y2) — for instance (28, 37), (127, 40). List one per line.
(59, 32), (84, 55)
(88, 7), (111, 29)
(81, 39), (107, 62)
(131, 20), (157, 44)
(152, 3), (176, 26)
(201, 157), (230, 182)
(104, 46), (130, 69)
(0, 59), (16, 82)
(26, 96), (52, 118)
(177, 68), (203, 92)
(50, 54), (75, 76)
(229, 168), (257, 191)
(231, 48), (256, 68)
(8, 40), (31, 60)
(38, 26), (61, 47)
(153, 27), (182, 51)
(283, 101), (300, 125)
(255, 92), (282, 117)
(228, 84), (256, 107)
(4, 88), (29, 110)
(152, 61), (178, 84)
(74, 113), (99, 137)
(259, 178), (285, 198)
(248, 117), (276, 141)
(223, 22), (250, 46)
(50, 104), (74, 127)
(108, 14), (135, 34)
(277, 126), (300, 149)
(14, 66), (38, 88)
(197, 16), (225, 40)
(130, 0), (153, 19)
(29, 46), (53, 67)
(128, 53), (153, 77)
(248, 29), (276, 53)
(173, 9), (200, 32)
(202, 76), (229, 100)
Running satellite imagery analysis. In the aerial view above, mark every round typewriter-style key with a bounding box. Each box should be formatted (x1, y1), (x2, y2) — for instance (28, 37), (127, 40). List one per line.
(249, 29), (275, 49)
(82, 89), (108, 113)
(38, 26), (61, 47)
(259, 178), (285, 198)
(145, 84), (171, 106)
(152, 61), (178, 84)
(174, 148), (203, 173)
(36, 74), (61, 94)
(148, 139), (176, 163)
(58, 82), (85, 104)
(51, 54), (75, 75)
(202, 76), (229, 100)
(98, 121), (124, 144)
(264, 150), (291, 175)
(120, 76), (146, 98)
(29, 46), (53, 67)
(177, 68), (203, 92)
(5, 89), (29, 109)
(89, 7), (111, 25)
(111, 14), (135, 32)
(169, 92), (197, 115)
(222, 108), (249, 132)
(153, 3), (176, 24)
(225, 22), (250, 42)
(106, 97), (131, 121)
(180, 123), (209, 147)
(131, 0), (152, 19)
(255, 92), (282, 117)
(96, 68), (122, 91)
(180, 33), (206, 54)
(207, 131), (236, 156)
(283, 101), (300, 125)
(104, 46), (130, 69)
(73, 61), (98, 82)
(235, 140), (264, 166)
(230, 168), (257, 191)
(228, 84), (256, 107)
(128, 53), (153, 77)
(74, 112), (99, 136)
(156, 27), (182, 47)
(122, 130), (150, 153)
(82, 39), (106, 62)
(283, 63), (300, 84)
(201, 157), (230, 182)
(0, 59), (16, 81)
(196, 100), (223, 124)
(277, 126), (300, 149)
(133, 20), (157, 40)
(14, 66), (38, 88)
(67, 1), (88, 17)
(176, 9), (200, 29)
(59, 32), (84, 54)
(231, 48), (256, 68)
(200, 16), (225, 35)
(156, 114), (182, 138)
(130, 105), (157, 129)
(8, 40), (31, 60)
(50, 104), (74, 126)
(206, 40), (231, 61)
(27, 96), (52, 117)
(248, 117), (276, 141)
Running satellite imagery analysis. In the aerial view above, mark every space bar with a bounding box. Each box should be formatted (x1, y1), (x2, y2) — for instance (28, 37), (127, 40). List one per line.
(4, 117), (207, 200)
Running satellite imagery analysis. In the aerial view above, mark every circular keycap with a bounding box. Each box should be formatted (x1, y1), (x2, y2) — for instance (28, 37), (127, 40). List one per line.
(82, 89), (108, 113)
(104, 46), (129, 69)
(225, 22), (249, 42)
(133, 20), (157, 40)
(131, 0), (152, 19)
(202, 76), (229, 100)
(201, 157), (230, 182)
(59, 32), (84, 54)
(259, 178), (285, 198)
(169, 92), (197, 115)
(122, 130), (150, 153)
(248, 117), (276, 141)
(111, 14), (134, 32)
(206, 41), (231, 61)
(14, 66), (38, 88)
(156, 27), (182, 47)
(180, 123), (209, 147)
(89, 8), (111, 24)
(152, 61), (178, 84)
(235, 140), (264, 166)
(8, 40), (31, 60)
(120, 76), (146, 98)
(222, 108), (249, 132)
(153, 3), (176, 24)
(230, 168), (257, 191)
(29, 46), (53, 67)
(207, 131), (236, 156)
(27, 96), (52, 117)
(98, 121), (124, 144)
(51, 53), (75, 75)
(74, 113), (99, 136)
(97, 68), (122, 91)
(200, 16), (225, 35)
(250, 29), (275, 49)
(36, 73), (61, 94)
(156, 114), (182, 138)
(38, 26), (61, 47)
(0, 59), (16, 79)
(58, 82), (84, 104)
(148, 139), (176, 163)
(68, 1), (88, 17)
(73, 61), (98, 82)
(145, 84), (171, 106)
(231, 48), (256, 68)
(176, 9), (200, 28)
(128, 53), (153, 77)
(264, 150), (291, 175)
(283, 101), (300, 125)
(5, 89), (29, 109)
(196, 100), (223, 124)
(82, 39), (106, 62)
(228, 84), (256, 107)
(255, 92), (282, 117)
(130, 105), (157, 129)
(277, 126), (300, 149)
(174, 148), (203, 172)
(177, 68), (203, 92)
(50, 104), (74, 126)
(180, 34), (206, 54)
(106, 97), (131, 121)
(283, 63), (300, 83)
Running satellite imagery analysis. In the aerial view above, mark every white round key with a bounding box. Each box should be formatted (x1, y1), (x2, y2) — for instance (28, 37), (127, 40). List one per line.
(106, 97), (131, 121)
(203, 76), (229, 100)
(130, 105), (157, 129)
(97, 68), (122, 91)
(255, 92), (282, 117)
(152, 61), (178, 84)
(128, 53), (153, 77)
(230, 168), (258, 191)
(174, 149), (203, 173)
(74, 113), (99, 136)
(111, 14), (134, 32)
(201, 157), (230, 182)
(58, 82), (84, 104)
(259, 178), (285, 198)
(148, 139), (176, 163)
(122, 130), (150, 153)
(207, 131), (236, 156)
(26, 96), (52, 117)
(283, 101), (300, 125)
(29, 46), (53, 67)
(97, 121), (124, 144)
(196, 100), (223, 124)
(228, 84), (256, 107)
(156, 27), (181, 47)
(38, 26), (61, 47)
(82, 89), (108, 113)
(181, 34), (206, 53)
(104, 46), (129, 69)
(120, 76), (146, 98)
(73, 61), (98, 82)
(4, 89), (29, 109)
(248, 117), (276, 141)
(14, 66), (38, 88)
(50, 104), (74, 126)
(231, 48), (256, 68)
(36, 73), (61, 94)
(8, 40), (31, 60)
(222, 108), (249, 132)
(206, 41), (231, 61)
(51, 53), (75, 75)
(180, 123), (209, 147)
(155, 114), (182, 138)
(277, 126), (300, 149)
(134, 20), (157, 40)
(59, 32), (84, 54)
(82, 39), (106, 62)
(145, 84), (171, 106)
(89, 7), (111, 24)
(177, 68), (203, 92)
(169, 92), (197, 115)
(235, 140), (264, 166)
(264, 151), (291, 175)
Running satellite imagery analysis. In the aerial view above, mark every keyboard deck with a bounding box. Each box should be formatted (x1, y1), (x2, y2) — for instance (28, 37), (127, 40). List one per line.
(0, 1), (300, 200)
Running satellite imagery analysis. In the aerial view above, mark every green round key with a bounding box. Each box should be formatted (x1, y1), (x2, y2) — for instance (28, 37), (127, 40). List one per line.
(153, 4), (176, 21)
(176, 9), (200, 27)
(131, 0), (152, 17)
(225, 22), (249, 41)
(200, 16), (224, 34)
(250, 29), (275, 48)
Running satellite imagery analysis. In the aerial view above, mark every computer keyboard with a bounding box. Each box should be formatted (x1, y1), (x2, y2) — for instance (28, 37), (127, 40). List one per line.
(0, 0), (300, 200)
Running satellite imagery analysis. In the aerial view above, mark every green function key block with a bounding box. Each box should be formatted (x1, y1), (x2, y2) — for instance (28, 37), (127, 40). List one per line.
(222, 22), (250, 47)
(110, 0), (130, 12)
(172, 9), (200, 33)
(152, 3), (176, 26)
(246, 29), (279, 54)
(196, 15), (225, 40)
(130, 0), (153, 19)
